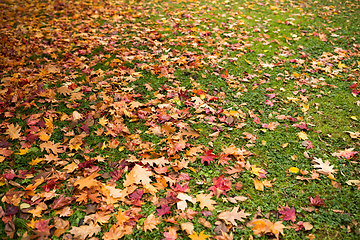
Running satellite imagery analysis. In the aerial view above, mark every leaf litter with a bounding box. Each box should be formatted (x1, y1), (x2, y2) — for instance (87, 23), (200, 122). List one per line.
(0, 0), (360, 239)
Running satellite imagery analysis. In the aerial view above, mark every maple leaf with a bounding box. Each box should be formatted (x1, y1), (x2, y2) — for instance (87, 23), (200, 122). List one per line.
(163, 226), (178, 240)
(180, 222), (194, 235)
(218, 153), (230, 166)
(332, 148), (358, 159)
(271, 221), (285, 239)
(103, 224), (133, 240)
(34, 218), (52, 238)
(250, 165), (267, 179)
(69, 222), (101, 240)
(51, 194), (73, 209)
(279, 206), (296, 223)
(250, 219), (285, 240)
(143, 214), (160, 232)
(218, 206), (250, 226)
(196, 193), (217, 210)
(208, 175), (232, 196)
(123, 164), (153, 187)
(157, 204), (171, 216)
(312, 157), (336, 175)
(189, 230), (210, 240)
(5, 124), (22, 140)
(200, 149), (217, 165)
(309, 195), (325, 207)
(74, 172), (101, 190)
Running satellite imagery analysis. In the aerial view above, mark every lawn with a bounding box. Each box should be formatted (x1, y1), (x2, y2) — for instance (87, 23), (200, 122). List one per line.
(0, 0), (359, 239)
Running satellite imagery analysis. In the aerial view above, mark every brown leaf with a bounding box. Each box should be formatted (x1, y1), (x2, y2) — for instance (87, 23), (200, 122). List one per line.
(5, 218), (15, 238)
(198, 217), (212, 228)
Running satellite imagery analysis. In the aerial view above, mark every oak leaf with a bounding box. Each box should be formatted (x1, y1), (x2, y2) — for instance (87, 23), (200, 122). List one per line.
(74, 172), (101, 190)
(312, 157), (336, 175)
(69, 222), (101, 240)
(177, 192), (196, 211)
(218, 206), (250, 226)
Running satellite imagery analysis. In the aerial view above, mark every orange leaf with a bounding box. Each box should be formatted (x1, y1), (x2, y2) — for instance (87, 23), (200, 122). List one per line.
(5, 124), (22, 140)
(253, 179), (264, 191)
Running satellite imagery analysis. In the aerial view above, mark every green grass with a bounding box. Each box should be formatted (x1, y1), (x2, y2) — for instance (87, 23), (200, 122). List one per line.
(0, 0), (360, 239)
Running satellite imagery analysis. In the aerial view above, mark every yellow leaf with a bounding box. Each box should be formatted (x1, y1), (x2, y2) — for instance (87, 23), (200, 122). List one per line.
(44, 116), (54, 130)
(189, 167), (197, 173)
(29, 157), (43, 166)
(297, 131), (308, 140)
(253, 179), (264, 191)
(189, 230), (210, 240)
(250, 165), (262, 178)
(282, 143), (289, 148)
(101, 141), (107, 150)
(99, 117), (108, 127)
(289, 167), (299, 173)
(350, 116), (357, 121)
(16, 148), (29, 155)
(261, 140), (266, 146)
(39, 132), (51, 141)
(338, 61), (347, 69)
(301, 104), (309, 113)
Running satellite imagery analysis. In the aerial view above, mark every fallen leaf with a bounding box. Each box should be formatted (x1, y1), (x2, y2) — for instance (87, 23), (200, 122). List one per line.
(218, 206), (250, 226)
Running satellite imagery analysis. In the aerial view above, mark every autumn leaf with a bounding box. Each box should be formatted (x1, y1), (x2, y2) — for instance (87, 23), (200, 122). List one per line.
(279, 206), (296, 223)
(332, 148), (358, 159)
(253, 179), (264, 191)
(74, 172), (101, 190)
(200, 149), (217, 165)
(189, 230), (210, 240)
(312, 157), (336, 175)
(5, 124), (22, 140)
(218, 206), (250, 226)
(309, 195), (325, 207)
(123, 164), (153, 187)
(157, 204), (171, 216)
(180, 222), (194, 235)
(69, 222), (101, 239)
(250, 219), (285, 240)
(196, 193), (217, 210)
(177, 192), (196, 211)
(143, 214), (161, 232)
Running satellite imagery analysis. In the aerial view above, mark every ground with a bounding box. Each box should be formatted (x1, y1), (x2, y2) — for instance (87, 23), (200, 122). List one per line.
(0, 0), (360, 239)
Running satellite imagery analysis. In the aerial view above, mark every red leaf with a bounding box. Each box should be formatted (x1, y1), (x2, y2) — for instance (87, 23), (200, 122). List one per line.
(157, 205), (171, 216)
(309, 195), (325, 207)
(279, 206), (296, 223)
(208, 175), (232, 196)
(51, 194), (73, 209)
(200, 149), (217, 165)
